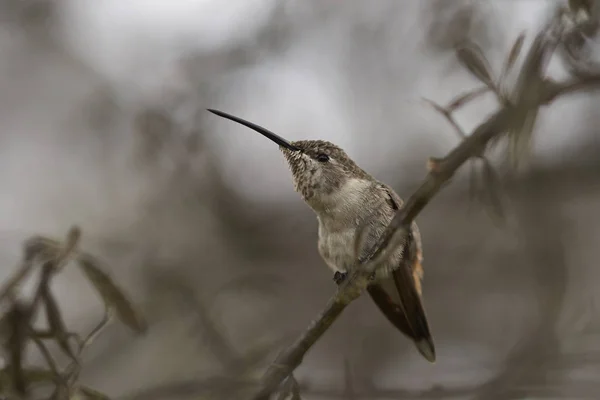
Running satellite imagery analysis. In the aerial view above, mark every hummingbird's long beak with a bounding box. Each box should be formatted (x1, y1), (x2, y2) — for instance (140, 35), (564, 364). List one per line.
(207, 109), (300, 151)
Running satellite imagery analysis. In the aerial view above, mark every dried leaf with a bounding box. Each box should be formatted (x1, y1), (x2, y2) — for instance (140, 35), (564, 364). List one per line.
(456, 42), (496, 87)
(77, 255), (148, 334)
(446, 86), (489, 112)
(502, 32), (526, 77)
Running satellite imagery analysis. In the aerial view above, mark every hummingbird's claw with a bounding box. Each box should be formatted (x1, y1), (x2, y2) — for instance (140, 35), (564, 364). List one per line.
(333, 271), (348, 285)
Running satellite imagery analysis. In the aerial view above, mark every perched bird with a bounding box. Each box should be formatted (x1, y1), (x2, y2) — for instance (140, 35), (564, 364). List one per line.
(208, 109), (435, 362)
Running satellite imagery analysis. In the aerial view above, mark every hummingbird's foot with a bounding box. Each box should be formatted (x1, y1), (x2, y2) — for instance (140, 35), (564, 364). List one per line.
(333, 271), (348, 285)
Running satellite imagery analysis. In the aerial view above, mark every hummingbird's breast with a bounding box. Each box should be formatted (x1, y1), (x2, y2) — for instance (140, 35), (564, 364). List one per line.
(317, 222), (358, 274)
(315, 179), (393, 274)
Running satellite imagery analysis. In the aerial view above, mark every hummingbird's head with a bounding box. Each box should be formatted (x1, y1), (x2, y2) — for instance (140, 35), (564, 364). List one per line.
(207, 109), (371, 209)
(280, 140), (370, 204)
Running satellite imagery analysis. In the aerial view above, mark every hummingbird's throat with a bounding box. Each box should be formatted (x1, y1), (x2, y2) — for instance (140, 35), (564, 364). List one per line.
(281, 149), (323, 202)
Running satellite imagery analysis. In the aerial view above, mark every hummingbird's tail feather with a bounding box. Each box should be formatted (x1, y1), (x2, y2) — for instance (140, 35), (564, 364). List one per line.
(367, 284), (436, 363)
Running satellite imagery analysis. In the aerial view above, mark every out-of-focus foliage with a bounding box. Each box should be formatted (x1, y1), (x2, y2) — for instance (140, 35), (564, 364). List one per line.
(0, 228), (146, 399)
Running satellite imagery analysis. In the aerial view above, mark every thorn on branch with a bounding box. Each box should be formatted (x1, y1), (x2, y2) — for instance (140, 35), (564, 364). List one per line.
(426, 157), (444, 173)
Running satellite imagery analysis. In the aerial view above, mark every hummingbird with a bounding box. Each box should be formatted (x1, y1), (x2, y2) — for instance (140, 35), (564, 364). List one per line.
(208, 108), (436, 362)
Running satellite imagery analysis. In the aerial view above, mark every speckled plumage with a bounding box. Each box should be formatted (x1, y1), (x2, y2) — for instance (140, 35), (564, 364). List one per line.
(281, 140), (369, 201)
(207, 109), (435, 362)
(280, 141), (423, 284)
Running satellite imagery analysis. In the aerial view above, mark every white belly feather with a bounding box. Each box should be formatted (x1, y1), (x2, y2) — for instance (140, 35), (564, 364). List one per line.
(317, 226), (357, 273)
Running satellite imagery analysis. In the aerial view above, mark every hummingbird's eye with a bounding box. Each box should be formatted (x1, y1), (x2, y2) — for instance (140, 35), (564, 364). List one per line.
(316, 153), (330, 162)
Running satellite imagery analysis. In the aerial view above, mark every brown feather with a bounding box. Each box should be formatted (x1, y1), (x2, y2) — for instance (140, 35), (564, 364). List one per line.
(365, 186), (435, 362)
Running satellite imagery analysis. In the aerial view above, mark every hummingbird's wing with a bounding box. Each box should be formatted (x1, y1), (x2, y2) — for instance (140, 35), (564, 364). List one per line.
(365, 185), (436, 362)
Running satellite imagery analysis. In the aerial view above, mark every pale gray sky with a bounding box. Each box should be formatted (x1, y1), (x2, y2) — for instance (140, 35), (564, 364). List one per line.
(49, 0), (594, 205)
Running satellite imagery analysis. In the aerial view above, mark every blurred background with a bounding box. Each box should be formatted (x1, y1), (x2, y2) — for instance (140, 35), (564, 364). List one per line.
(1, 0), (600, 398)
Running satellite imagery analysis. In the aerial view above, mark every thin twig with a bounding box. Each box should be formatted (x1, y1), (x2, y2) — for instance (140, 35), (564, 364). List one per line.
(30, 336), (63, 385)
(543, 74), (600, 102)
(78, 307), (113, 353)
